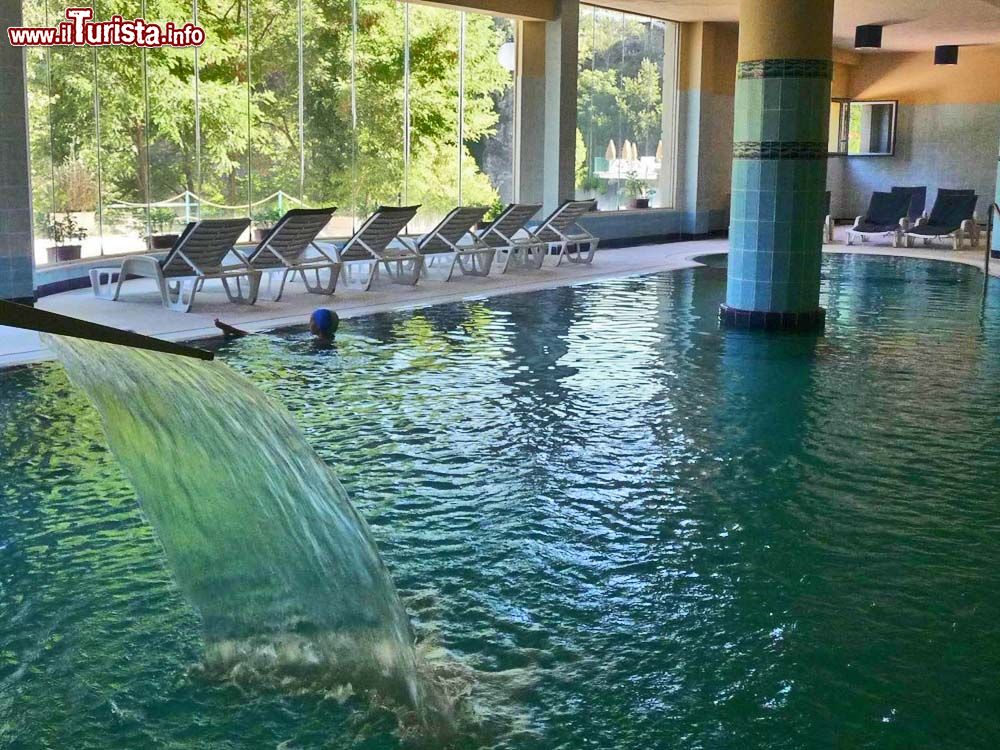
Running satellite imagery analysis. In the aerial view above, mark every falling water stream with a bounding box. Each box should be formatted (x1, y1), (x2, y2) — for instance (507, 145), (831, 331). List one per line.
(43, 334), (448, 724)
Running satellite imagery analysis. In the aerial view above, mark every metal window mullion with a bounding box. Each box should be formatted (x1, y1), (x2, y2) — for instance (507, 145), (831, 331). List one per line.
(457, 11), (465, 205)
(93, 45), (105, 255)
(246, 0), (252, 218)
(141, 1), (153, 247)
(194, 0), (202, 215)
(350, 0), (358, 231)
(403, 1), (410, 207)
(297, 0), (305, 201)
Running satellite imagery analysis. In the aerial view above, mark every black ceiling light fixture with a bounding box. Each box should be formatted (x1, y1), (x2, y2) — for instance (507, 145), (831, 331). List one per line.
(935, 45), (959, 64)
(855, 24), (883, 49)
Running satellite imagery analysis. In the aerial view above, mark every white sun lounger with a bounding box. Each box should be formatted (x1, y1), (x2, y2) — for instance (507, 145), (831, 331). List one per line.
(403, 206), (493, 280)
(238, 207), (339, 301)
(89, 217), (255, 312)
(474, 203), (545, 273)
(335, 205), (422, 291)
(532, 200), (599, 266)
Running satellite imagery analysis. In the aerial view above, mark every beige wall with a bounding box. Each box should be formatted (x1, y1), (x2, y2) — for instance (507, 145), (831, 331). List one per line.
(827, 45), (1000, 219)
(677, 21), (737, 227)
(848, 46), (1000, 104)
(680, 21), (738, 94)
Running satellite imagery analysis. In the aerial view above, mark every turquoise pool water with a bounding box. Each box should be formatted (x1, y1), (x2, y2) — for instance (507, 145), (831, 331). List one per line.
(3, 253), (1000, 749)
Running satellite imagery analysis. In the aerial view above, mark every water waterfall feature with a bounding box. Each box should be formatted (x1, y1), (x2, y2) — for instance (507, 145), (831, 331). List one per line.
(44, 335), (437, 719)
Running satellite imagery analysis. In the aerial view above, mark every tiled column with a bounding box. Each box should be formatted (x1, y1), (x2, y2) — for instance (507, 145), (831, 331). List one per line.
(721, 0), (833, 331)
(993, 159), (1000, 257)
(0, 0), (35, 302)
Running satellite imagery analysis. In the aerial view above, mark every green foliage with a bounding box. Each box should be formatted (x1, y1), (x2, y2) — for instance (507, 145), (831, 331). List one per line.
(575, 127), (589, 188)
(47, 213), (88, 246)
(619, 59), (663, 150)
(148, 207), (178, 234)
(25, 0), (514, 231)
(578, 174), (604, 194)
(624, 170), (655, 200)
(576, 9), (667, 188)
(483, 196), (506, 222)
(252, 204), (285, 228)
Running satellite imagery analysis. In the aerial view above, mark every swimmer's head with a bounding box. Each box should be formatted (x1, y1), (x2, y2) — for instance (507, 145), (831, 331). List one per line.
(309, 308), (339, 340)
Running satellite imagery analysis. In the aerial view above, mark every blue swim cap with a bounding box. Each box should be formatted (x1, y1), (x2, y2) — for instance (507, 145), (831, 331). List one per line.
(310, 308), (336, 336)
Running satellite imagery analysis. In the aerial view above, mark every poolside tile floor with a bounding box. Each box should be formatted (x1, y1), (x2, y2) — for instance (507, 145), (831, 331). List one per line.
(1, 231), (994, 368)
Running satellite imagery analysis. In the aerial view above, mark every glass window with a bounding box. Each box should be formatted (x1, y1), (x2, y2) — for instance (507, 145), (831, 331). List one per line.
(198, 0), (251, 239)
(38, 0), (101, 263)
(144, 0), (200, 243)
(828, 99), (897, 156)
(26, 0), (518, 264)
(97, 0), (148, 255)
(576, 4), (678, 211)
(249, 0), (302, 241)
(406, 3), (461, 233)
(301, 0), (352, 236)
(463, 15), (516, 210)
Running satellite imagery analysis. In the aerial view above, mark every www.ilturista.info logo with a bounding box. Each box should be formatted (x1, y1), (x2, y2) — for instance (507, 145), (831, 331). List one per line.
(8, 7), (205, 47)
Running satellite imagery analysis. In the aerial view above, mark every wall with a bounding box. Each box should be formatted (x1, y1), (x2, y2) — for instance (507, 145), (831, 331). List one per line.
(830, 46), (1000, 219)
(677, 21), (738, 233)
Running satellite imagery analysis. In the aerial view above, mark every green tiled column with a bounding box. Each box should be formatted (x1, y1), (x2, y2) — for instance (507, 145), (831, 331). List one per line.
(721, 58), (831, 331)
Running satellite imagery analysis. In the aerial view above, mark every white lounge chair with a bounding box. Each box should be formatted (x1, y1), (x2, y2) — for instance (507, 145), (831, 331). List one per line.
(532, 200), (599, 265)
(335, 205), (422, 291)
(238, 207), (339, 301)
(474, 203), (545, 273)
(89, 218), (256, 312)
(403, 206), (493, 281)
(824, 190), (834, 243)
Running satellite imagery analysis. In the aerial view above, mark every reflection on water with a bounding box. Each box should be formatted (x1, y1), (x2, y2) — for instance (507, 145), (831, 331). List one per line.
(3, 254), (1000, 749)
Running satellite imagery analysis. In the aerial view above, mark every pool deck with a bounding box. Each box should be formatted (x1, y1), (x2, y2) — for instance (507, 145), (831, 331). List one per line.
(2, 229), (997, 368)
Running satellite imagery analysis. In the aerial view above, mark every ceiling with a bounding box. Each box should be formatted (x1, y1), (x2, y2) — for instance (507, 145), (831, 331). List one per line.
(599, 0), (1000, 51)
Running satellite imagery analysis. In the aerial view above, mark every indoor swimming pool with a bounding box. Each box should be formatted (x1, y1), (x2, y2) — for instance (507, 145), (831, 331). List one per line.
(2, 253), (1000, 749)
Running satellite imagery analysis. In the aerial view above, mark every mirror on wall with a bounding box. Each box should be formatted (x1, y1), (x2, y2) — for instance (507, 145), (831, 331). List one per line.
(828, 99), (897, 156)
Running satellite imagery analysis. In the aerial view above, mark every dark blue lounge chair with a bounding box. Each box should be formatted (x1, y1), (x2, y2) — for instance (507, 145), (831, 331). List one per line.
(847, 190), (912, 247)
(903, 191), (978, 249)
(890, 186), (927, 224)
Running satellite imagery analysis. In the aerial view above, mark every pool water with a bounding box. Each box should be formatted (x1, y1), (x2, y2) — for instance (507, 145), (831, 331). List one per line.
(3, 253), (1000, 749)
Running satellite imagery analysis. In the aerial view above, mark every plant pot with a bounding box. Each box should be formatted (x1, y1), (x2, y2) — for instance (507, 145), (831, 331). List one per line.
(253, 227), (273, 243)
(151, 233), (179, 249)
(629, 198), (650, 209)
(47, 244), (82, 264)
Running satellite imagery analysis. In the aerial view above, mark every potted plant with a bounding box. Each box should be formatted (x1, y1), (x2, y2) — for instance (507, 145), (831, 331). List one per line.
(624, 170), (651, 209)
(46, 213), (87, 263)
(147, 207), (179, 249)
(252, 205), (284, 242)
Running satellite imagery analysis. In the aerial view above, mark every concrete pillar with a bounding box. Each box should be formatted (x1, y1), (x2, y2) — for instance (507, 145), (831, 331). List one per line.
(0, 0), (35, 302)
(515, 21), (546, 206)
(721, 0), (834, 331)
(516, 0), (578, 214)
(676, 22), (738, 236)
